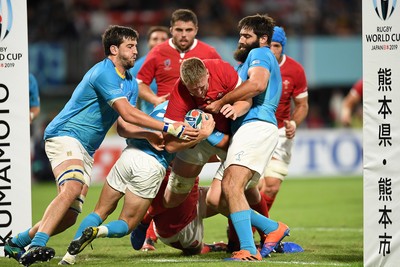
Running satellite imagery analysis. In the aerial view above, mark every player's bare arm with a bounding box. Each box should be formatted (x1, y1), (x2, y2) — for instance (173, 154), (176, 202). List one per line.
(138, 82), (170, 106)
(286, 96), (308, 138)
(341, 91), (361, 127)
(116, 117), (165, 151)
(220, 99), (252, 120)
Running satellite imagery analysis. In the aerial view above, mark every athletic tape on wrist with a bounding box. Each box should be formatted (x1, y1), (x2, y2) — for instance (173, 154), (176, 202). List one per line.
(163, 122), (185, 139)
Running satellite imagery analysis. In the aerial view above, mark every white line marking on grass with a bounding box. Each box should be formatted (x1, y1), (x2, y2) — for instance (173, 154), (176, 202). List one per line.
(139, 259), (351, 266)
(270, 261), (352, 266)
(292, 227), (362, 233)
(140, 259), (218, 263)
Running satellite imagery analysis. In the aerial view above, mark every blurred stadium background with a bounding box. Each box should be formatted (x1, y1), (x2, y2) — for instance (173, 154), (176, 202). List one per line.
(28, 0), (363, 183)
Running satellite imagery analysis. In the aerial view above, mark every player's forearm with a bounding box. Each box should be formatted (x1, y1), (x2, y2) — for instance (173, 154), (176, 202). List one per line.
(221, 79), (264, 105)
(291, 103), (309, 126)
(139, 83), (159, 105)
(117, 118), (154, 139)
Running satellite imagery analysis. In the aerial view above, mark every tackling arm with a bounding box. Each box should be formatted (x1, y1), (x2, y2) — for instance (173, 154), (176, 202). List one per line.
(112, 98), (198, 139)
(138, 82), (170, 107)
(206, 66), (269, 113)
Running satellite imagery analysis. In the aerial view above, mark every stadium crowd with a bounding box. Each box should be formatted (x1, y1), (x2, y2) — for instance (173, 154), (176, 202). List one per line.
(27, 0), (361, 42)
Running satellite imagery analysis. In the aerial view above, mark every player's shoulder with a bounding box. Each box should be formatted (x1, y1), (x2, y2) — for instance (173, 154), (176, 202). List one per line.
(86, 58), (113, 79)
(285, 55), (300, 65)
(283, 55), (305, 71)
(249, 46), (272, 57)
(197, 39), (216, 48)
(203, 58), (229, 67)
(148, 40), (171, 55)
(196, 39), (220, 56)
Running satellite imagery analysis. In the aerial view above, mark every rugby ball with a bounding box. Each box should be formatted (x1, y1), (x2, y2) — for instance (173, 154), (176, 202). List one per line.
(184, 109), (205, 129)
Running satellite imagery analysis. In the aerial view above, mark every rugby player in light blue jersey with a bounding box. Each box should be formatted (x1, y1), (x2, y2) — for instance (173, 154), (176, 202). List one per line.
(59, 101), (175, 265)
(130, 26), (169, 114)
(205, 14), (289, 261)
(4, 25), (198, 267)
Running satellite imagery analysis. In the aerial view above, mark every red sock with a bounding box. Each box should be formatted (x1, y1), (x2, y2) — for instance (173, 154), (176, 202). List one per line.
(227, 218), (240, 251)
(251, 199), (270, 245)
(250, 199), (269, 218)
(260, 191), (275, 212)
(142, 211), (153, 225)
(146, 220), (157, 241)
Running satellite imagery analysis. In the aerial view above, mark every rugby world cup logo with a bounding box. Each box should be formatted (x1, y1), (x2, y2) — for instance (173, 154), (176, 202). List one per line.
(373, 0), (397, 20)
(0, 0), (13, 41)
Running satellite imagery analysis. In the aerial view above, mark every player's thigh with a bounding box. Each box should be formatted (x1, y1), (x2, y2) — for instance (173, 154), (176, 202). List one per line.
(45, 136), (93, 185)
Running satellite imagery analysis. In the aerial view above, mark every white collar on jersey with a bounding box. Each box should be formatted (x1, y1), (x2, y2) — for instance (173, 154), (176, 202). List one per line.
(169, 38), (198, 53)
(279, 54), (287, 67)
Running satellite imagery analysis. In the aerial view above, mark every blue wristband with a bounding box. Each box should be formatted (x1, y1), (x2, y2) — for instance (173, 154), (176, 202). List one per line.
(207, 129), (224, 146)
(163, 122), (169, 133)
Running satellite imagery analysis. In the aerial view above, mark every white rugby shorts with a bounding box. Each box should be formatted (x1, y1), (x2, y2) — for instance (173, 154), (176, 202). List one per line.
(215, 121), (278, 187)
(263, 127), (293, 180)
(176, 140), (226, 165)
(271, 127), (293, 163)
(45, 136), (93, 185)
(106, 146), (166, 199)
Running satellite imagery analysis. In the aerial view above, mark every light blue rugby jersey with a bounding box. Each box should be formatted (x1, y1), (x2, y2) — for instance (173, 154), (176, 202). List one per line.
(233, 46), (282, 133)
(44, 58), (138, 156)
(129, 55), (158, 114)
(126, 101), (175, 169)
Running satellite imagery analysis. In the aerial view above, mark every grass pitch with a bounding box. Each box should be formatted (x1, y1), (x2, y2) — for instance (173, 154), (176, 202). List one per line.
(2, 176), (362, 266)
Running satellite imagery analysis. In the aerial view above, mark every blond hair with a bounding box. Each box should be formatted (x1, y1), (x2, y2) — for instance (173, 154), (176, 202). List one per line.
(180, 57), (207, 86)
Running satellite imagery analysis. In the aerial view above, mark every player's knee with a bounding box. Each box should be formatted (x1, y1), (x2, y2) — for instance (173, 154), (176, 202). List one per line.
(205, 193), (219, 211)
(264, 160), (288, 181)
(167, 172), (196, 194)
(57, 165), (85, 187)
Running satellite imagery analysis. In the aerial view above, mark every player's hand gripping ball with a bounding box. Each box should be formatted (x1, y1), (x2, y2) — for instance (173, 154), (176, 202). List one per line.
(184, 109), (208, 129)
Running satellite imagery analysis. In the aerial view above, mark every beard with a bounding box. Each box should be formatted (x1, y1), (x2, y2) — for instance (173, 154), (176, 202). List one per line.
(120, 56), (135, 70)
(233, 40), (260, 63)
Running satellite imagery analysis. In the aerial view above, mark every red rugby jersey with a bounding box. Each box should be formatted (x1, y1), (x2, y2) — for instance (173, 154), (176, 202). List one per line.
(276, 55), (308, 128)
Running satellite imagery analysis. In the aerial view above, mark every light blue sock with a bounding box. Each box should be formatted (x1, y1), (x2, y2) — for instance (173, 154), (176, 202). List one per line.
(30, 232), (49, 248)
(250, 209), (278, 234)
(230, 210), (257, 255)
(73, 212), (103, 240)
(105, 220), (129, 238)
(12, 228), (32, 248)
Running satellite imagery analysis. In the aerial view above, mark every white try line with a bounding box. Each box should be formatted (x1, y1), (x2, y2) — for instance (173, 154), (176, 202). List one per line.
(138, 258), (352, 266)
(292, 227), (362, 233)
